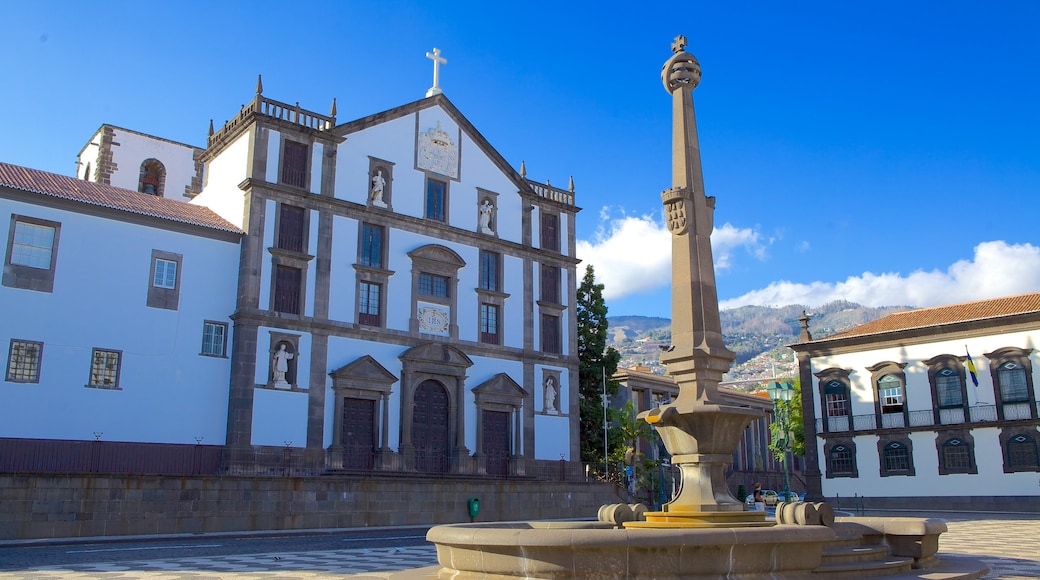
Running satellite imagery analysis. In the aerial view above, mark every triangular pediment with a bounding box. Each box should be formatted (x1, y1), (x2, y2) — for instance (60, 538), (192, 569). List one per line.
(473, 373), (526, 408)
(333, 94), (530, 194)
(330, 355), (397, 384)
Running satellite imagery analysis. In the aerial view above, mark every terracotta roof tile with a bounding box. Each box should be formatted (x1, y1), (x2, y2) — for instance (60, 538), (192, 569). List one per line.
(824, 292), (1040, 340)
(0, 162), (242, 234)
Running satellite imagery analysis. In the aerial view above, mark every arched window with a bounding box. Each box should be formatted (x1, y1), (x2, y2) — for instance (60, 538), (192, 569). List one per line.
(138, 159), (166, 196)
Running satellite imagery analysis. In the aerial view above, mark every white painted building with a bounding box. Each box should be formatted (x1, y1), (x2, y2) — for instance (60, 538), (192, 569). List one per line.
(0, 163), (241, 451)
(791, 293), (1040, 510)
(2, 75), (582, 479)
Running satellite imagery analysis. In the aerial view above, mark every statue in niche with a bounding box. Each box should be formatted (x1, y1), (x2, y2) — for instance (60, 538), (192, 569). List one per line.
(370, 170), (387, 207)
(478, 199), (494, 234)
(272, 343), (295, 388)
(544, 376), (558, 414)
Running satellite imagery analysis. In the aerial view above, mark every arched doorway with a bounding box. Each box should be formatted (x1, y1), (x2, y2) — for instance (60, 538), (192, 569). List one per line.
(413, 380), (450, 473)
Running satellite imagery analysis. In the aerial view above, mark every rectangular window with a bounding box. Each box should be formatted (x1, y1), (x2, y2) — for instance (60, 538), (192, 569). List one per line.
(999, 364), (1029, 402)
(359, 281), (381, 326)
(11, 222), (55, 268)
(419, 272), (450, 298)
(541, 313), (560, 354)
(88, 349), (121, 389)
(6, 339), (42, 383)
(201, 322), (228, 357)
(825, 393), (848, 417)
(359, 223), (384, 268)
(540, 264), (560, 304)
(273, 265), (302, 314)
(152, 258), (178, 289)
(277, 205), (305, 253)
(829, 446), (854, 475)
(4, 216), (61, 293)
(426, 179), (446, 221)
(936, 371), (964, 407)
(281, 140), (308, 188)
(880, 386), (904, 413)
(540, 213), (559, 252)
(942, 442), (971, 472)
(480, 304), (499, 345)
(479, 251), (499, 292)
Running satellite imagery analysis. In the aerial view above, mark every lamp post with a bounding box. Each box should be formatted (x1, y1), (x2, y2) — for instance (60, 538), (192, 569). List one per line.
(766, 381), (793, 503)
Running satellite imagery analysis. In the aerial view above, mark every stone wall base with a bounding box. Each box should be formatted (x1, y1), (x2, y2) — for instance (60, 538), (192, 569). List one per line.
(0, 474), (623, 541)
(828, 494), (1040, 514)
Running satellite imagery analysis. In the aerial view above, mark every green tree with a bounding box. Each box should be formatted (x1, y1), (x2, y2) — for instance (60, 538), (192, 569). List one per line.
(577, 265), (621, 473)
(768, 379), (805, 461)
(608, 401), (664, 503)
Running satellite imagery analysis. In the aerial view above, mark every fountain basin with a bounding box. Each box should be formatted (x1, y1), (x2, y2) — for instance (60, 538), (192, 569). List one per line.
(427, 520), (835, 579)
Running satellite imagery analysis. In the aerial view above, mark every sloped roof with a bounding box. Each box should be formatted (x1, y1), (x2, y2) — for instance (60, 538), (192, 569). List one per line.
(0, 162), (242, 234)
(824, 292), (1040, 340)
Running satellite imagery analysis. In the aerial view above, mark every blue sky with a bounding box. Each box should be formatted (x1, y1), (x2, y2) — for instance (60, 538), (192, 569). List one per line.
(3, 1), (1039, 318)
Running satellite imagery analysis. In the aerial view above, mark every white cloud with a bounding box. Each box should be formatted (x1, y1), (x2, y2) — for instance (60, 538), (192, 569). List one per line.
(718, 241), (1040, 309)
(575, 209), (765, 300)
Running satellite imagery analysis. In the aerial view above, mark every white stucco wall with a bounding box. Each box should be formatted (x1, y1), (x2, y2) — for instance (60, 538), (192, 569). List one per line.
(104, 128), (200, 200)
(810, 329), (1040, 498)
(0, 197), (239, 444)
(193, 130), (251, 228)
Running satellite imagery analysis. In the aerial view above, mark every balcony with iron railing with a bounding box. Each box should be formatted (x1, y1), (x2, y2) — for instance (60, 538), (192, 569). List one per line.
(816, 401), (1040, 434)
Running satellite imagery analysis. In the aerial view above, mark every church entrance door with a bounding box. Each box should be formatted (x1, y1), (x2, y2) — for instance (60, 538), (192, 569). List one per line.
(342, 397), (375, 469)
(483, 410), (510, 476)
(413, 380), (449, 473)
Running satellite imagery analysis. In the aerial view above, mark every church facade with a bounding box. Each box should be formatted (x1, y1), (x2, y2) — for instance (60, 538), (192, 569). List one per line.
(791, 293), (1040, 510)
(1, 80), (581, 479)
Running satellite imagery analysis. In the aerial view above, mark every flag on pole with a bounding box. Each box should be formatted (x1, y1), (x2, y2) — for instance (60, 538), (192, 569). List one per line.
(965, 346), (979, 388)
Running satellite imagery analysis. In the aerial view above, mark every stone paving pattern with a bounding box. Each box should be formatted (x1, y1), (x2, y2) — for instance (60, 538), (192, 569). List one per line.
(0, 516), (1037, 579)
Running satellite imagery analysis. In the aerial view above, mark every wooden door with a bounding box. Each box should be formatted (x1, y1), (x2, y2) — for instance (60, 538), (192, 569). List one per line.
(412, 381), (450, 473)
(483, 410), (510, 476)
(343, 397), (376, 469)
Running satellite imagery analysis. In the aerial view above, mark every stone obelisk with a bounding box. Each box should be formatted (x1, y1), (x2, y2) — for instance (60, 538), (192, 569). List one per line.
(629, 36), (768, 528)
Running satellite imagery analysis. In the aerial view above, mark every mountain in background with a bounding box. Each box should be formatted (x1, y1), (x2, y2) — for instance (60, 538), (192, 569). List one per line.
(607, 301), (910, 388)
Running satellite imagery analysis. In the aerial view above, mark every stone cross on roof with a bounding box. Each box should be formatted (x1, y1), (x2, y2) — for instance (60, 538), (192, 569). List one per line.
(671, 35), (687, 53)
(426, 47), (447, 97)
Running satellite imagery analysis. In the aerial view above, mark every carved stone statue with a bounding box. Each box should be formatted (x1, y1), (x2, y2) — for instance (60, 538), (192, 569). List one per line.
(370, 170), (387, 207)
(544, 376), (558, 414)
(272, 344), (294, 388)
(478, 199), (494, 234)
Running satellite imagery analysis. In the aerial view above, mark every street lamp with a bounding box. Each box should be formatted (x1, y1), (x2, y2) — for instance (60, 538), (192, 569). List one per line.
(766, 381), (793, 503)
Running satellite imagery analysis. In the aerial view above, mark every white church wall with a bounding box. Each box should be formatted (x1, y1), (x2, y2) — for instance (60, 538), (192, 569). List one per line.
(534, 415), (570, 460)
(500, 254), (524, 349)
(252, 388), (308, 448)
(310, 142), (323, 196)
(76, 128), (103, 180)
(0, 197), (238, 444)
(266, 130), (281, 186)
(328, 215), (360, 323)
(194, 130), (251, 228)
(106, 128), (198, 200)
(334, 114), (415, 207)
(257, 199), (277, 310)
(304, 208), (320, 318)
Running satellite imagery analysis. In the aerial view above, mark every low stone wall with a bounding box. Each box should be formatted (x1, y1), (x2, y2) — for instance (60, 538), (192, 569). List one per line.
(0, 474), (623, 541)
(828, 495), (1040, 514)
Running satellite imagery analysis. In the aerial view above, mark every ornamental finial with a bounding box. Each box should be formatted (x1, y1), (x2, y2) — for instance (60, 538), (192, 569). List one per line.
(671, 35), (687, 53)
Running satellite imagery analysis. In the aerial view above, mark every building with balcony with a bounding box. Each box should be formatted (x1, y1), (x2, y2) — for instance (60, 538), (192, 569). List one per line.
(791, 293), (1040, 511)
